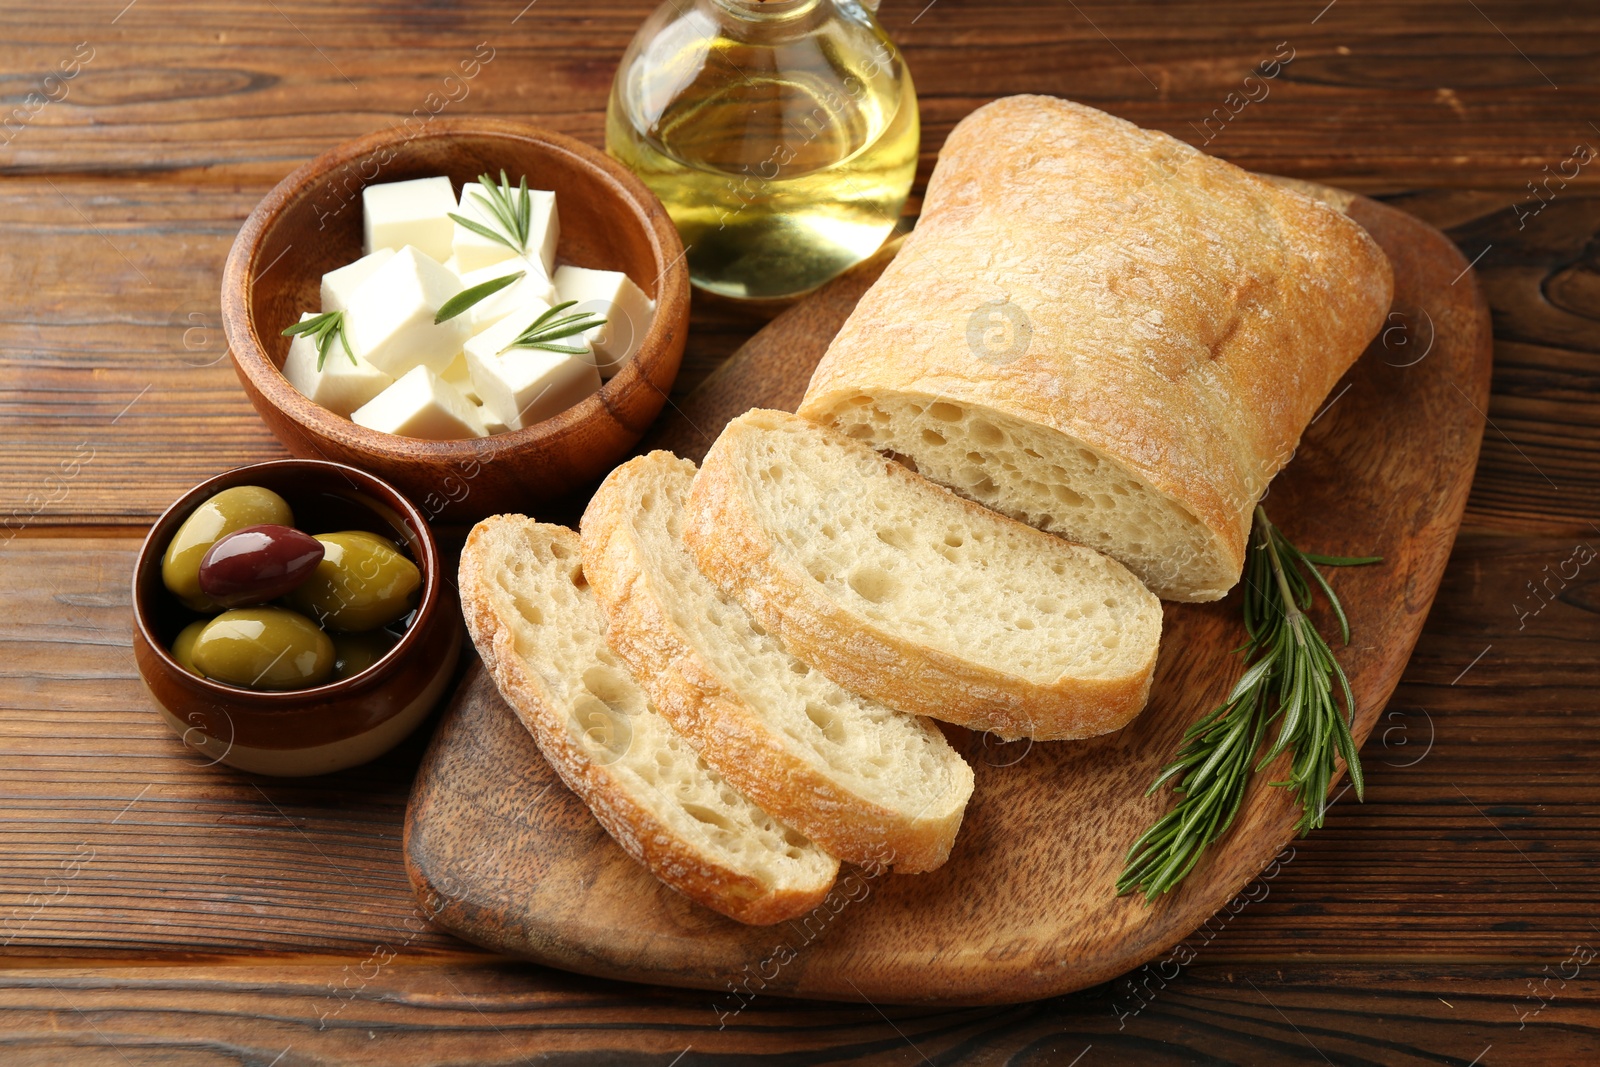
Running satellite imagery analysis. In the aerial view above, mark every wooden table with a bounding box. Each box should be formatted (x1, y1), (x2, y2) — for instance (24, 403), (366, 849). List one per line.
(2, 2), (1595, 1063)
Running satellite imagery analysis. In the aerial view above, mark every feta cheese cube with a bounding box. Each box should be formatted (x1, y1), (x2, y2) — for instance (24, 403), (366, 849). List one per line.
(453, 181), (559, 275)
(363, 177), (457, 262)
(351, 366), (486, 440)
(441, 351), (478, 403)
(457, 257), (559, 336)
(465, 309), (601, 431)
(476, 402), (511, 436)
(321, 248), (396, 314)
(553, 265), (655, 379)
(281, 312), (393, 417)
(462, 303), (558, 367)
(344, 246), (469, 377)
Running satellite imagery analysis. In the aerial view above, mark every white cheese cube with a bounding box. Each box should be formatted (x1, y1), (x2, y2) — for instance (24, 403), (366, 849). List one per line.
(344, 246), (469, 378)
(441, 351), (478, 403)
(476, 402), (511, 436)
(457, 257), (559, 336)
(321, 248), (396, 314)
(281, 312), (393, 417)
(553, 265), (655, 379)
(363, 177), (457, 262)
(453, 181), (559, 275)
(465, 310), (600, 432)
(351, 366), (486, 440)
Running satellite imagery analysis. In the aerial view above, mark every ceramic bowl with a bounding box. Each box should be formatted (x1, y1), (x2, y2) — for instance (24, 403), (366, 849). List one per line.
(132, 460), (461, 776)
(221, 119), (689, 522)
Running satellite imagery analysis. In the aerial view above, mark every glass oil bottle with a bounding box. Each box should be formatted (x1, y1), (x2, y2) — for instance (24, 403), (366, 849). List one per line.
(606, 0), (918, 301)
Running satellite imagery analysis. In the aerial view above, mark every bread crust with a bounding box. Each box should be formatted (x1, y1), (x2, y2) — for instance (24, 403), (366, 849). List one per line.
(684, 412), (1160, 742)
(798, 95), (1394, 601)
(459, 516), (837, 925)
(581, 453), (973, 873)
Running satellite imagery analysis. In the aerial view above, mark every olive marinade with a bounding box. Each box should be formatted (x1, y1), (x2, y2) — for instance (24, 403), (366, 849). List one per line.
(159, 485), (421, 690)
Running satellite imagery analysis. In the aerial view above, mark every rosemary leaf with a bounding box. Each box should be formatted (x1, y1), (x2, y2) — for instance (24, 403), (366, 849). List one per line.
(517, 174), (531, 244)
(470, 189), (515, 242)
(449, 170), (534, 256)
(282, 310), (354, 372)
(1301, 551), (1385, 566)
(448, 213), (522, 254)
(333, 315), (353, 371)
(499, 300), (607, 356)
(435, 270), (525, 324)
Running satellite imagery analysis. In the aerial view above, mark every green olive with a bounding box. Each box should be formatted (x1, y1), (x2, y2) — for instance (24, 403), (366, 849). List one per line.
(287, 531), (421, 633)
(170, 620), (208, 677)
(162, 486), (293, 611)
(332, 629), (398, 680)
(191, 607), (334, 690)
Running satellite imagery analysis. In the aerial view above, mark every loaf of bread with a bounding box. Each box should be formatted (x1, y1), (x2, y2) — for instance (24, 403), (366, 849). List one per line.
(798, 95), (1393, 601)
(684, 409), (1163, 741)
(459, 516), (839, 925)
(581, 453), (975, 872)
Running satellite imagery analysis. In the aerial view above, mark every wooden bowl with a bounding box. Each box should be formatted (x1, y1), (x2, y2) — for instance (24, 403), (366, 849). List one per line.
(132, 459), (462, 777)
(222, 119), (689, 522)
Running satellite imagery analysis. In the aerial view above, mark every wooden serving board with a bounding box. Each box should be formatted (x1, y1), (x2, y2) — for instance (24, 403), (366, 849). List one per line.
(404, 191), (1492, 1006)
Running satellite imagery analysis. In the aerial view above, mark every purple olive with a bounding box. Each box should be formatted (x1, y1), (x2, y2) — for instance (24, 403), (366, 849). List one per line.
(198, 524), (325, 608)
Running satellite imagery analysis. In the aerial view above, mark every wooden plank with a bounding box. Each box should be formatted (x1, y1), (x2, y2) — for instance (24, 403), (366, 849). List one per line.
(0, 537), (460, 959)
(1, 529), (1593, 964)
(0, 179), (283, 530)
(0, 0), (1589, 1053)
(1, 178), (1596, 529)
(1, 2), (1599, 187)
(0, 961), (1592, 1063)
(0, 179), (764, 529)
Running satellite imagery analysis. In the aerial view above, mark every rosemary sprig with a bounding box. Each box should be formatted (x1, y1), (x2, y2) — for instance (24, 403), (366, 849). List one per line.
(435, 270), (525, 324)
(500, 300), (606, 355)
(448, 170), (532, 255)
(1117, 506), (1380, 901)
(281, 310), (353, 372)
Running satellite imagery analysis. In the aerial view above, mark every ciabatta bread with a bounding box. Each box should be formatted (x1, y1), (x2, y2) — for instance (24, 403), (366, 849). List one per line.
(459, 516), (838, 925)
(684, 409), (1162, 741)
(798, 95), (1393, 601)
(581, 452), (975, 873)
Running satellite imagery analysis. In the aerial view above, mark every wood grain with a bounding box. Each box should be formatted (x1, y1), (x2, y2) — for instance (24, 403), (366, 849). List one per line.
(2, 528), (1594, 962)
(3, 2), (1600, 189)
(0, 176), (765, 528)
(4, 182), (1593, 531)
(0, 538), (460, 959)
(404, 192), (1500, 1004)
(2, 0), (1599, 1058)
(1, 960), (1593, 1065)
(3, 1), (1600, 532)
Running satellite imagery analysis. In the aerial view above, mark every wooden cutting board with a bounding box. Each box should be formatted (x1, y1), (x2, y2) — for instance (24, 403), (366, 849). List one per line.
(403, 190), (1492, 1007)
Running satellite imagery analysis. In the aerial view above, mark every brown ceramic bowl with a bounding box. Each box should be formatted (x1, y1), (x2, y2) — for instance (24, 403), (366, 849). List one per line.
(222, 119), (689, 522)
(132, 460), (461, 777)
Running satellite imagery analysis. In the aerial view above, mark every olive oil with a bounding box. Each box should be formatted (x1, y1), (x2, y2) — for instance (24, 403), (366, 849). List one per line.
(606, 0), (918, 301)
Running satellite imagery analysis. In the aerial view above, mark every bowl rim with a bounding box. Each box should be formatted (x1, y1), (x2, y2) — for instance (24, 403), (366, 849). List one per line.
(132, 458), (447, 707)
(221, 117), (689, 460)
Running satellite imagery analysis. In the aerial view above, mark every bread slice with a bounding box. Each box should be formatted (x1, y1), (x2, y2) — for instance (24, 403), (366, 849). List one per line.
(459, 516), (839, 925)
(684, 410), (1163, 741)
(581, 453), (975, 873)
(798, 95), (1393, 602)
